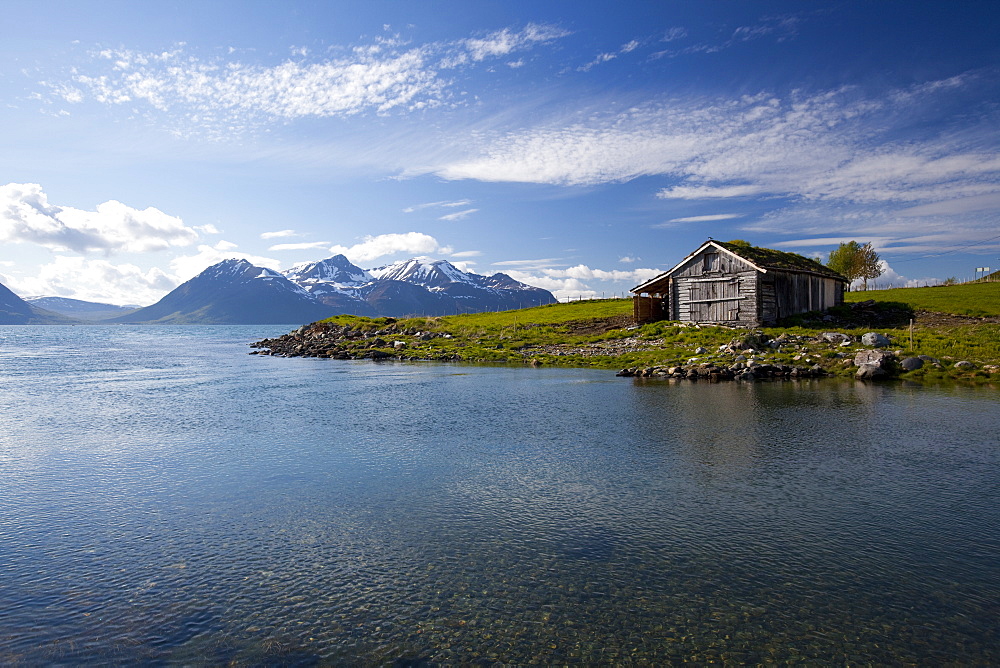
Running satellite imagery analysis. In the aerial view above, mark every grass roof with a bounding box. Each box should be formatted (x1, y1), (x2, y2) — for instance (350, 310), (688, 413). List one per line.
(716, 241), (847, 280)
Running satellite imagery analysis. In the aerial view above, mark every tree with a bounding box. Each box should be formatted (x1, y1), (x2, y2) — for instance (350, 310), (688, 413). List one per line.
(827, 241), (883, 290)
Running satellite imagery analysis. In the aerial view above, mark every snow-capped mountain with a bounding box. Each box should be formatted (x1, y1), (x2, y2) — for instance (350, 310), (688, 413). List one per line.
(281, 255), (377, 315)
(107, 259), (336, 324)
(287, 256), (557, 316)
(92, 255), (556, 324)
(368, 257), (471, 289)
(284, 254), (373, 292)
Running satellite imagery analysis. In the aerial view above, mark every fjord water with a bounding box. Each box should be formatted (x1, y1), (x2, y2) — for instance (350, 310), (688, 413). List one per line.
(0, 326), (997, 665)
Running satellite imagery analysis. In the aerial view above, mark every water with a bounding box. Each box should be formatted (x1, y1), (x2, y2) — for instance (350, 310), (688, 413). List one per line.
(0, 326), (997, 665)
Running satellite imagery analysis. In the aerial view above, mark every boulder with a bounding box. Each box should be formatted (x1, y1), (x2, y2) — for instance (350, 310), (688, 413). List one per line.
(861, 332), (891, 348)
(954, 360), (975, 370)
(854, 349), (894, 368)
(820, 332), (851, 344)
(856, 363), (888, 380)
(900, 357), (924, 371)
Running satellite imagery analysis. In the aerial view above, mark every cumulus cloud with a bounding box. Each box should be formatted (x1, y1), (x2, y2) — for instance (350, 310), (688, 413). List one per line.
(47, 24), (568, 134)
(328, 232), (452, 264)
(3, 256), (178, 306)
(170, 245), (282, 282)
(500, 263), (663, 301)
(0, 182), (201, 254)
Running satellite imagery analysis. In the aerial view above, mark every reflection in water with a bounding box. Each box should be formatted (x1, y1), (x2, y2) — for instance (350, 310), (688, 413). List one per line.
(0, 326), (997, 664)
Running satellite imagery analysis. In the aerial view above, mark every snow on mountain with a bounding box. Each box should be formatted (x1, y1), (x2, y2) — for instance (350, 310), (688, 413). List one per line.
(107, 258), (332, 324)
(283, 255), (372, 296)
(368, 257), (473, 290)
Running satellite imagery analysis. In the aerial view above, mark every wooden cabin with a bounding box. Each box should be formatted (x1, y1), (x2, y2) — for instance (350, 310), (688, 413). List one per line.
(632, 240), (848, 326)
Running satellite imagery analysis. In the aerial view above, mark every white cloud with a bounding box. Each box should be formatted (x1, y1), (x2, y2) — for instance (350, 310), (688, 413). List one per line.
(578, 39), (642, 72)
(260, 229), (300, 239)
(427, 75), (1000, 243)
(403, 199), (472, 213)
(459, 24), (569, 63)
(268, 241), (331, 251)
(50, 25), (569, 134)
(214, 240), (238, 251)
(657, 185), (765, 199)
(328, 232), (452, 264)
(450, 250), (483, 258)
(665, 213), (744, 223)
(0, 182), (201, 254)
(439, 208), (478, 221)
(619, 256), (637, 263)
(3, 256), (178, 306)
(503, 264), (663, 301)
(662, 27), (688, 42)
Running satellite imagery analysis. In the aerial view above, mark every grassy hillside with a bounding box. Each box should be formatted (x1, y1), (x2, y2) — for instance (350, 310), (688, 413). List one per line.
(845, 282), (1000, 317)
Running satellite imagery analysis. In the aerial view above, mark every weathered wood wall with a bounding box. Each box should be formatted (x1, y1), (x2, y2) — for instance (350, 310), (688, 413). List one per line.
(633, 245), (845, 326)
(762, 273), (844, 323)
(669, 250), (761, 325)
(633, 295), (665, 324)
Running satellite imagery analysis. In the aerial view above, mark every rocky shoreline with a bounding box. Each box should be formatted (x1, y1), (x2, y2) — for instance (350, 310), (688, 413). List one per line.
(250, 319), (465, 362)
(250, 318), (991, 382)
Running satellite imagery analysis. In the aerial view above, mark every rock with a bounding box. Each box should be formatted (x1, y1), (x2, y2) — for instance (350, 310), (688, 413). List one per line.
(954, 360), (975, 370)
(393, 341), (407, 349)
(854, 349), (894, 368)
(861, 332), (891, 348)
(694, 346), (708, 354)
(820, 332), (851, 344)
(900, 357), (924, 371)
(856, 363), (888, 380)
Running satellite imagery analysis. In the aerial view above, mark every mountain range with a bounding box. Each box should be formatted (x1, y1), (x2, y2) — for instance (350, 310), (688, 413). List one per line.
(0, 255), (556, 324)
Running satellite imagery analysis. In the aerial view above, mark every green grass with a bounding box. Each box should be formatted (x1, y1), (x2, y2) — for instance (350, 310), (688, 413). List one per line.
(307, 292), (998, 381)
(845, 282), (1000, 317)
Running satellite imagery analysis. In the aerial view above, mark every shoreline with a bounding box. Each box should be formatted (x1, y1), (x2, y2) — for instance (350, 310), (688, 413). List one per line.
(250, 314), (999, 386)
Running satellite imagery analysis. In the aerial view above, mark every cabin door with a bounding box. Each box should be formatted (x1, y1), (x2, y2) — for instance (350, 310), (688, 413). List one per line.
(688, 278), (741, 322)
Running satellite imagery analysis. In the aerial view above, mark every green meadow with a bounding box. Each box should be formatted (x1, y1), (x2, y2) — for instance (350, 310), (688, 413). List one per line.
(314, 283), (999, 382)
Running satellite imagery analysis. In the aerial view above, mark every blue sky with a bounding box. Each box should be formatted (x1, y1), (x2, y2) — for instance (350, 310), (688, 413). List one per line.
(1, 0), (999, 304)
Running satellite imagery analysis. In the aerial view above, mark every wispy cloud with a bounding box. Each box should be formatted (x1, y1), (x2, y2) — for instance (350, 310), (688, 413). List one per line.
(44, 24), (569, 135)
(578, 39), (642, 72)
(428, 75), (999, 241)
(402, 199), (472, 213)
(260, 229), (300, 239)
(663, 213), (744, 223)
(268, 241), (331, 251)
(653, 13), (803, 59)
(0, 182), (201, 254)
(439, 208), (478, 221)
